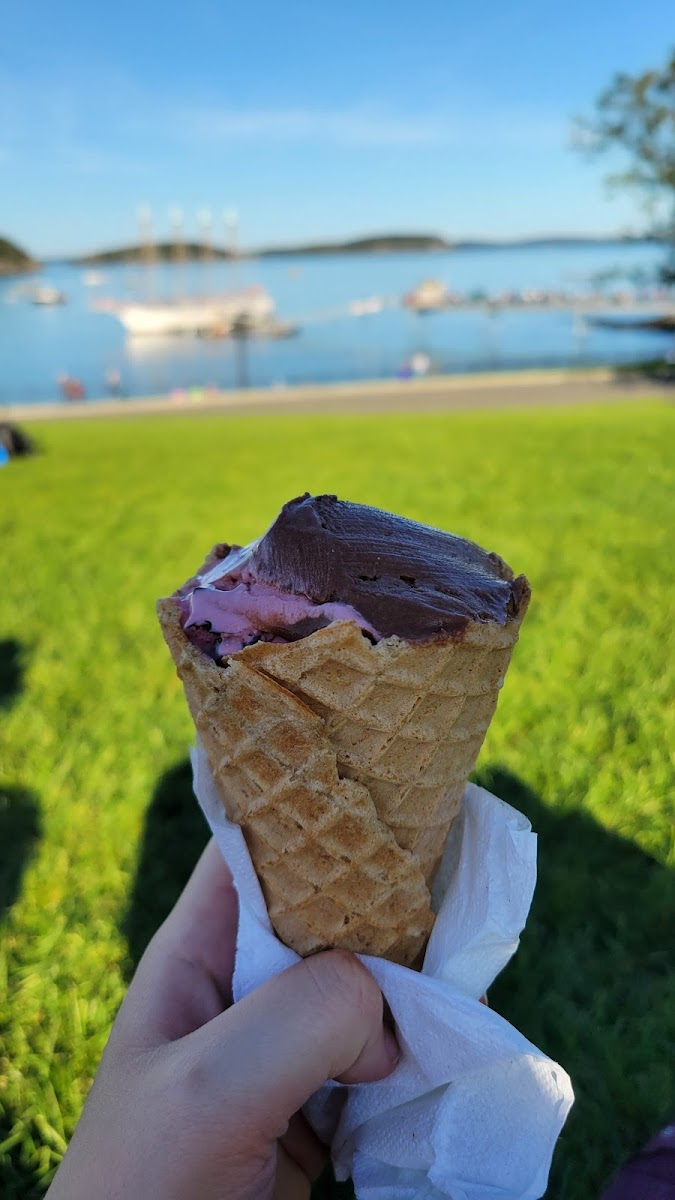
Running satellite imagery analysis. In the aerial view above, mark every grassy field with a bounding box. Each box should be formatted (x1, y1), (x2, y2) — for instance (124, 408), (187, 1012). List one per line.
(1, 399), (673, 1199)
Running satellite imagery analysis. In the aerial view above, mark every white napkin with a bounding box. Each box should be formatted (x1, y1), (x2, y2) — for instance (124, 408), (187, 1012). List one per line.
(191, 742), (574, 1200)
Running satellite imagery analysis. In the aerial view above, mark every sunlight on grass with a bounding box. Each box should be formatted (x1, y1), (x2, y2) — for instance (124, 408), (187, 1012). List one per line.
(1, 400), (673, 1198)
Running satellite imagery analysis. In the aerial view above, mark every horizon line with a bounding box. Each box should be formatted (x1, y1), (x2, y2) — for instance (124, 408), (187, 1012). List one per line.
(37, 227), (659, 261)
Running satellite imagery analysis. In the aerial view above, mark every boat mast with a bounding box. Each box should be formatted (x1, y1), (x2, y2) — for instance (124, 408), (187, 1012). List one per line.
(198, 207), (213, 261)
(198, 207), (213, 295)
(170, 204), (186, 299)
(137, 203), (156, 300)
(225, 207), (240, 288)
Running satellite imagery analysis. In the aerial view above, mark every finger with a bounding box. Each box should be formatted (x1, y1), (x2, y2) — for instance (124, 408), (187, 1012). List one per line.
(273, 1145), (311, 1200)
(156, 838), (238, 1001)
(187, 949), (399, 1139)
(280, 1113), (327, 1184)
(123, 840), (238, 1044)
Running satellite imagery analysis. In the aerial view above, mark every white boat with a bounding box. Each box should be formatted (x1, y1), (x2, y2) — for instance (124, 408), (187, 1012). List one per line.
(82, 270), (106, 287)
(97, 286), (274, 336)
(30, 285), (67, 306)
(350, 295), (386, 316)
(403, 279), (453, 312)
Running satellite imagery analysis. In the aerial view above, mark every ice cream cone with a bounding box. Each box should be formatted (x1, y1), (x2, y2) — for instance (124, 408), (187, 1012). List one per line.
(238, 611), (527, 885)
(158, 599), (435, 966)
(158, 579), (528, 966)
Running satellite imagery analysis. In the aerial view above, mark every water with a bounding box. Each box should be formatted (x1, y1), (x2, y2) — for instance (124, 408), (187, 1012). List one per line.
(1, 243), (671, 405)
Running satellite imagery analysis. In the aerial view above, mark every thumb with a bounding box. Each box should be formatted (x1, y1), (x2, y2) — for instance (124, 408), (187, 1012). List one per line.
(187, 949), (399, 1136)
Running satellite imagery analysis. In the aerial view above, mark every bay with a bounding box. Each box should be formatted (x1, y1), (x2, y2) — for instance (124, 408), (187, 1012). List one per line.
(0, 242), (670, 405)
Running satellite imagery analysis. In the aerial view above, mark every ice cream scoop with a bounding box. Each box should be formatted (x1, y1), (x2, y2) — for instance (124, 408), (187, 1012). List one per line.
(178, 493), (529, 659)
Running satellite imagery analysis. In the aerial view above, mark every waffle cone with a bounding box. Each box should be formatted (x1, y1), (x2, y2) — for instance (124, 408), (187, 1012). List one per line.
(158, 581), (528, 967)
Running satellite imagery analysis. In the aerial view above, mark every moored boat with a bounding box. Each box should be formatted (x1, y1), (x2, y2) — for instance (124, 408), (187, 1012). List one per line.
(95, 285), (274, 336)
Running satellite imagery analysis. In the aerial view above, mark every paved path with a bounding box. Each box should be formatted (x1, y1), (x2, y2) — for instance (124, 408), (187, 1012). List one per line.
(3, 368), (664, 423)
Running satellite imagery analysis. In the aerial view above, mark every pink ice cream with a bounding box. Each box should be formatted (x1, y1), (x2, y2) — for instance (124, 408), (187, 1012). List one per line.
(178, 540), (380, 660)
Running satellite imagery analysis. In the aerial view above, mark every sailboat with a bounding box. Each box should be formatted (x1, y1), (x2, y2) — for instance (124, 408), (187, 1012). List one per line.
(100, 285), (275, 336)
(94, 206), (279, 337)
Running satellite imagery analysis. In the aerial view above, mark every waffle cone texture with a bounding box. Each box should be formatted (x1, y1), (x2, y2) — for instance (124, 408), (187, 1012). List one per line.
(158, 582), (529, 967)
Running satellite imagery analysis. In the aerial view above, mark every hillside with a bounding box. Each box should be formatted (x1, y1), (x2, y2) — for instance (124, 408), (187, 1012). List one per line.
(77, 241), (234, 265)
(259, 233), (450, 256)
(76, 234), (449, 262)
(0, 236), (38, 276)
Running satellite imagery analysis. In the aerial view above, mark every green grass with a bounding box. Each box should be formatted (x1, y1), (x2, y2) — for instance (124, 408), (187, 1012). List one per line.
(1, 400), (674, 1199)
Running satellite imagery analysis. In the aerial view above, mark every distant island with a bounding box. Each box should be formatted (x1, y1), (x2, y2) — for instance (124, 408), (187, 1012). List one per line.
(0, 236), (39, 276)
(444, 234), (661, 252)
(70, 231), (661, 265)
(73, 234), (448, 263)
(259, 234), (451, 256)
(259, 233), (661, 256)
(76, 241), (234, 265)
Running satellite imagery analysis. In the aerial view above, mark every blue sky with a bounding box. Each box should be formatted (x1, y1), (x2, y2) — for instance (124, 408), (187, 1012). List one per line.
(0, 1), (671, 255)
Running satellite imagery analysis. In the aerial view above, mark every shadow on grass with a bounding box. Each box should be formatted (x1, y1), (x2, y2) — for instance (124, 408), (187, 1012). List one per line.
(122, 759), (210, 976)
(0, 639), (24, 710)
(120, 760), (673, 1200)
(474, 766), (674, 1200)
(0, 785), (41, 920)
(0, 787), (45, 1195)
(0, 1118), (53, 1200)
(0, 1149), (50, 1200)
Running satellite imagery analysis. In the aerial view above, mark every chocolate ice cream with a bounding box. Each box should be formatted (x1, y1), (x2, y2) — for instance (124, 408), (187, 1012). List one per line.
(178, 494), (530, 661)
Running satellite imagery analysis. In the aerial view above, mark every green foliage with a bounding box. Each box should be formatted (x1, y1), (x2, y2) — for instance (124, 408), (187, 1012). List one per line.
(584, 49), (675, 193)
(0, 237), (35, 273)
(0, 402), (673, 1199)
(577, 48), (675, 269)
(0, 238), (31, 262)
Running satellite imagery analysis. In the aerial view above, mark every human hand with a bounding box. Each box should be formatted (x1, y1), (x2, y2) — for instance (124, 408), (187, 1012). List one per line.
(47, 839), (399, 1200)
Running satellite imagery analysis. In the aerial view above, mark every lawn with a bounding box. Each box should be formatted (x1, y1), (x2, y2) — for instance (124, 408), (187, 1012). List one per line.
(1, 399), (673, 1199)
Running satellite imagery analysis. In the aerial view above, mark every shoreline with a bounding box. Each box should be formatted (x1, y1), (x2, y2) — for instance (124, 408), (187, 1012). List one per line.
(2, 366), (661, 424)
(59, 233), (665, 265)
